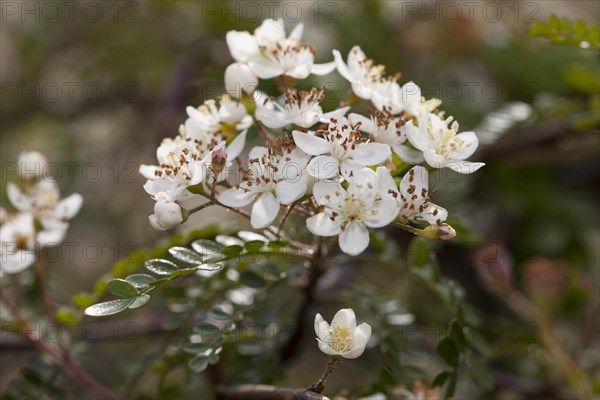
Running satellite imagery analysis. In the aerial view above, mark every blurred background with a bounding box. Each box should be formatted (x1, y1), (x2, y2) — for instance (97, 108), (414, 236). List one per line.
(1, 1), (599, 399)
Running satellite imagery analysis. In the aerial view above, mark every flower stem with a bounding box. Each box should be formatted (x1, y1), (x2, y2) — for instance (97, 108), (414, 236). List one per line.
(308, 357), (338, 394)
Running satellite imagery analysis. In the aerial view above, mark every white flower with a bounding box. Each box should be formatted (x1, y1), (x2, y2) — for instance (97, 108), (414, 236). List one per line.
(293, 117), (391, 180)
(404, 113), (484, 174)
(314, 308), (372, 359)
(348, 112), (424, 164)
(333, 46), (389, 101)
(307, 168), (398, 256)
(149, 200), (185, 231)
(226, 19), (335, 80)
(17, 150), (47, 181)
(0, 212), (64, 274)
(218, 145), (311, 229)
(7, 179), (83, 231)
(256, 88), (350, 129)
(140, 99), (249, 202)
(371, 81), (441, 118)
(183, 98), (252, 140)
(378, 166), (448, 226)
(224, 62), (258, 99)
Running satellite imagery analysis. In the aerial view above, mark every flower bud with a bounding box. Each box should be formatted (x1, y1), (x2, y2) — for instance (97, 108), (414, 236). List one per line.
(225, 62), (258, 99)
(211, 148), (228, 179)
(438, 223), (456, 240)
(149, 200), (185, 231)
(17, 151), (47, 182)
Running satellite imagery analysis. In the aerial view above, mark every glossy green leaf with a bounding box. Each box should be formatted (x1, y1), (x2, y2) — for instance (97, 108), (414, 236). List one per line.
(84, 298), (134, 317)
(145, 259), (179, 275)
(126, 274), (156, 289)
(106, 279), (139, 298)
(436, 337), (459, 367)
(128, 294), (151, 309)
(168, 246), (204, 264)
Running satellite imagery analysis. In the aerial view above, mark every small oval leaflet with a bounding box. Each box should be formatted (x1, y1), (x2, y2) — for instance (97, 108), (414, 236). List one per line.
(106, 279), (139, 298)
(145, 259), (179, 275)
(126, 274), (156, 289)
(84, 298), (135, 317)
(168, 246), (205, 264)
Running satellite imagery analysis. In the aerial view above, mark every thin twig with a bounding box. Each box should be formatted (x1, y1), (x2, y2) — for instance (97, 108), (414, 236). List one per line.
(308, 358), (338, 394)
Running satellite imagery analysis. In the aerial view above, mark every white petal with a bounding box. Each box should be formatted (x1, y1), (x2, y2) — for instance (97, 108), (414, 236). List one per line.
(317, 338), (339, 356)
(225, 129), (247, 160)
(306, 212), (342, 237)
(217, 187), (257, 208)
(311, 61), (336, 76)
(404, 121), (429, 151)
(249, 146), (268, 159)
(391, 144), (424, 164)
(341, 322), (371, 359)
(348, 113), (376, 134)
(450, 131), (479, 160)
(7, 182), (28, 211)
(248, 59), (285, 79)
(330, 308), (357, 331)
(340, 158), (365, 180)
(420, 203), (448, 225)
(377, 167), (399, 202)
(314, 313), (330, 341)
(347, 168), (378, 200)
(351, 142), (391, 166)
(292, 131), (330, 156)
(364, 200), (399, 228)
(320, 106), (350, 123)
(400, 166), (428, 198)
(312, 181), (344, 208)
(37, 229), (66, 247)
(139, 164), (159, 180)
(287, 63), (312, 80)
(255, 108), (288, 128)
(1, 251), (35, 274)
(54, 193), (83, 220)
(250, 192), (280, 229)
(332, 49), (353, 82)
(446, 160), (485, 174)
(226, 31), (258, 63)
(423, 148), (448, 169)
(275, 181), (306, 205)
(339, 221), (370, 256)
(308, 155), (339, 180)
(289, 23), (304, 41)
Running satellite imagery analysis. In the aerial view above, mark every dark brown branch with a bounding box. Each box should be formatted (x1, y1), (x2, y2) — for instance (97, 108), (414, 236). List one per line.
(216, 385), (329, 400)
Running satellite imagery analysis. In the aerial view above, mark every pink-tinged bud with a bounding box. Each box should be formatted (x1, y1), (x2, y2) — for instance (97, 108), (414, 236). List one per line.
(17, 151), (47, 182)
(149, 200), (185, 231)
(225, 63), (258, 99)
(438, 223), (456, 240)
(475, 242), (513, 291)
(211, 148), (228, 178)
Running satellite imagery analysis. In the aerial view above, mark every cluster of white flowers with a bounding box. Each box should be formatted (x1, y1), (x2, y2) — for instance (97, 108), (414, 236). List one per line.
(1, 151), (82, 275)
(140, 18), (485, 256)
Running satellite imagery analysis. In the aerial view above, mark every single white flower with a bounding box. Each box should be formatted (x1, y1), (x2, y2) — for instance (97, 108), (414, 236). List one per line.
(226, 19), (335, 80)
(0, 212), (64, 274)
(378, 166), (448, 226)
(149, 200), (185, 231)
(224, 62), (259, 99)
(333, 46), (389, 101)
(348, 112), (424, 164)
(256, 87), (349, 129)
(293, 117), (391, 180)
(17, 150), (47, 181)
(307, 168), (398, 256)
(140, 99), (249, 202)
(314, 308), (372, 359)
(183, 97), (252, 140)
(404, 113), (484, 174)
(218, 145), (311, 229)
(372, 80), (442, 119)
(7, 179), (83, 231)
